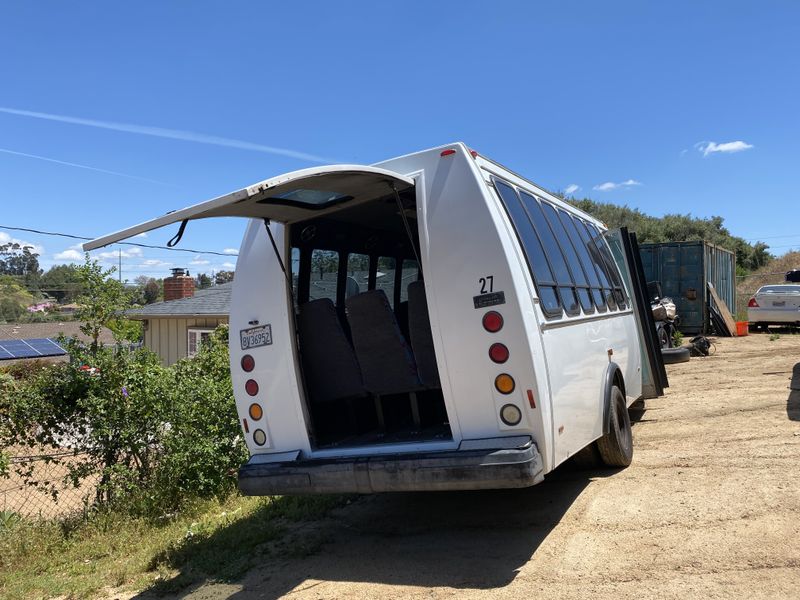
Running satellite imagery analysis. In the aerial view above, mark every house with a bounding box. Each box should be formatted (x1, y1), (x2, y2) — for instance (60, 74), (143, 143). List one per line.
(125, 268), (230, 366)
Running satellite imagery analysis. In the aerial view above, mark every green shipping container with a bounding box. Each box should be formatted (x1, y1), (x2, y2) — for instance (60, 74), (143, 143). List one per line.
(638, 241), (736, 334)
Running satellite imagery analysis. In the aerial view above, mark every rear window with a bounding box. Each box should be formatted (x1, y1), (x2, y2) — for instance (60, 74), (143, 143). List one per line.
(759, 285), (800, 294)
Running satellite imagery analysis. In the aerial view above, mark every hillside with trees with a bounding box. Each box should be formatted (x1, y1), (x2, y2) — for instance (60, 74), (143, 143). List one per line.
(567, 198), (771, 273)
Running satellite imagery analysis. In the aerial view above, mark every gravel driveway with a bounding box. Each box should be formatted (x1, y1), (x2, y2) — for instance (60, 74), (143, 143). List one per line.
(164, 332), (800, 599)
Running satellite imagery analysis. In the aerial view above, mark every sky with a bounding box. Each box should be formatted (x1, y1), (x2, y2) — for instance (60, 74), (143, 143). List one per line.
(1, 2), (799, 282)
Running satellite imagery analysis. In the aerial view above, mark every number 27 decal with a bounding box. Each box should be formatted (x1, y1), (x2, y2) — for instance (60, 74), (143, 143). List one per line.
(479, 276), (494, 294)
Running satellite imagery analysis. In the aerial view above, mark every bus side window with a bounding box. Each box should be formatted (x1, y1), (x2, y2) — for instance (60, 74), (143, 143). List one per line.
(346, 253), (370, 299)
(586, 223), (628, 309)
(400, 259), (419, 304)
(520, 191), (580, 316)
(309, 249), (339, 303)
(561, 212), (607, 313)
(494, 180), (562, 316)
(376, 257), (396, 308)
(576, 220), (617, 311)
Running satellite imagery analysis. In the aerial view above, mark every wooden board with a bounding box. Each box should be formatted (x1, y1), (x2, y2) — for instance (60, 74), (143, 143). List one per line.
(707, 282), (737, 337)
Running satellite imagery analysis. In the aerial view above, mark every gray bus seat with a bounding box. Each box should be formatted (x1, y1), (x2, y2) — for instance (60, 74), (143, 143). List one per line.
(346, 289), (423, 427)
(407, 280), (441, 388)
(298, 298), (365, 405)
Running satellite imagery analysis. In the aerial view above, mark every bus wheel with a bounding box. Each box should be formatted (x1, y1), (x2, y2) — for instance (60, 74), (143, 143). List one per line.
(597, 385), (633, 467)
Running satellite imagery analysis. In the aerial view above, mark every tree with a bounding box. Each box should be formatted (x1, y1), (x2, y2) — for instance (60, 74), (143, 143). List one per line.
(215, 270), (234, 285)
(74, 256), (142, 351)
(196, 273), (212, 289)
(310, 250), (338, 280)
(0, 243), (42, 291)
(39, 263), (82, 302)
(144, 279), (160, 304)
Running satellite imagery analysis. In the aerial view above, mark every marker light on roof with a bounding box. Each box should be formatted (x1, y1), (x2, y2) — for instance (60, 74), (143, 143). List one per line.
(482, 311), (504, 333)
(489, 343), (509, 363)
(245, 379), (259, 396)
(241, 354), (255, 372)
(440, 149), (456, 157)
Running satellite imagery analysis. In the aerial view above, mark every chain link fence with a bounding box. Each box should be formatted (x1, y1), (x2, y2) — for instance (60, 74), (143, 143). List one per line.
(1, 446), (97, 520)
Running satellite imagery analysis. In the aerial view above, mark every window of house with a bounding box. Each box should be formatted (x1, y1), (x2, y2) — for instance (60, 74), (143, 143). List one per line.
(187, 327), (215, 358)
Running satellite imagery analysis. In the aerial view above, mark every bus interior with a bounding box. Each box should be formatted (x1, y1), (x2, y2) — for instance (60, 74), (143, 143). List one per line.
(287, 186), (451, 449)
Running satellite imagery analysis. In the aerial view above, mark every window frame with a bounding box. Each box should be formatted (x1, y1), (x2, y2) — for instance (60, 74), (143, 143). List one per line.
(187, 327), (215, 358)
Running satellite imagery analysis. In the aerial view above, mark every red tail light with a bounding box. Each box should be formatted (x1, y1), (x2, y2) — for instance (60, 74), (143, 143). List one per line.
(245, 379), (259, 396)
(748, 298), (759, 308)
(241, 354), (255, 372)
(482, 311), (504, 333)
(489, 343), (509, 363)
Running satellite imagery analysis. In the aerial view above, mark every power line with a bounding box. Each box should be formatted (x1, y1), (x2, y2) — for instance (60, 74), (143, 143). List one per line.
(0, 224), (237, 257)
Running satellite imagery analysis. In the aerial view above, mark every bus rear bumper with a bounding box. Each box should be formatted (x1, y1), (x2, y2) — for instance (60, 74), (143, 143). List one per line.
(238, 438), (544, 495)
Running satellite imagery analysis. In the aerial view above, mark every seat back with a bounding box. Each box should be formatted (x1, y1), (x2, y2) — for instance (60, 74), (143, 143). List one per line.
(346, 290), (421, 395)
(298, 298), (364, 404)
(407, 280), (441, 388)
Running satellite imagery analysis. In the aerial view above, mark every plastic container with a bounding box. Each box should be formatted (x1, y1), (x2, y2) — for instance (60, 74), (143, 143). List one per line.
(736, 321), (749, 336)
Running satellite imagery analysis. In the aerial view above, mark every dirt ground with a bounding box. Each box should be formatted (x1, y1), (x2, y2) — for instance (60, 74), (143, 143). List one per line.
(147, 332), (800, 599)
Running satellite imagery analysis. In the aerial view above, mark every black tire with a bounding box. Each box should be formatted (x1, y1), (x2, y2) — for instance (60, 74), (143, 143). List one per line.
(657, 324), (670, 349)
(597, 385), (633, 467)
(661, 346), (691, 364)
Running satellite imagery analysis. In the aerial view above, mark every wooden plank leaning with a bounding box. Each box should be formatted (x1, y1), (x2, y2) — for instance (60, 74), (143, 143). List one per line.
(707, 282), (737, 337)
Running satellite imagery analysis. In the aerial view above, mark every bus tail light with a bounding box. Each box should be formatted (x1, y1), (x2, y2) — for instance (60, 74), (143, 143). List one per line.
(241, 354), (255, 372)
(249, 403), (263, 420)
(253, 429), (267, 446)
(500, 404), (522, 426)
(489, 343), (509, 363)
(245, 379), (259, 396)
(482, 311), (504, 333)
(495, 373), (515, 394)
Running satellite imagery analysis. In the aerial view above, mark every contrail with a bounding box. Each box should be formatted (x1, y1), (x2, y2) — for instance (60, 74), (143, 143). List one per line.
(0, 106), (335, 163)
(0, 147), (173, 185)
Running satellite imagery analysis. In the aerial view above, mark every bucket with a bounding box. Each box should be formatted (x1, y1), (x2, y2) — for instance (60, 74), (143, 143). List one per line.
(736, 321), (749, 336)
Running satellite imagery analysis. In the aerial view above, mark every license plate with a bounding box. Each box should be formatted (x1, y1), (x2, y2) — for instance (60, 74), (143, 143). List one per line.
(240, 324), (272, 350)
(773, 301), (786, 307)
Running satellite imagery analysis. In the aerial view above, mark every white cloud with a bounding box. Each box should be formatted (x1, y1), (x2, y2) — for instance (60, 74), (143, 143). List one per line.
(593, 179), (642, 192)
(0, 231), (44, 255)
(190, 258), (211, 266)
(142, 259), (171, 267)
(222, 248), (238, 255)
(95, 247), (143, 261)
(54, 249), (83, 261)
(564, 184), (580, 195)
(0, 106), (335, 164)
(222, 262), (236, 269)
(695, 140), (753, 157)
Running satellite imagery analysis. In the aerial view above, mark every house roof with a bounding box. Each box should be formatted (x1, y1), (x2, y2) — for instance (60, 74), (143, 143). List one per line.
(125, 283), (232, 318)
(0, 321), (116, 345)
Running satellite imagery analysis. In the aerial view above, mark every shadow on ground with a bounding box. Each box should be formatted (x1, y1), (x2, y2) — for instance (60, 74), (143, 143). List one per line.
(787, 362), (800, 421)
(135, 463), (610, 599)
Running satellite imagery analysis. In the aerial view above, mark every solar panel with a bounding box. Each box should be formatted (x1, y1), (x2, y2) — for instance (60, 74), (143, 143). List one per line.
(0, 337), (68, 360)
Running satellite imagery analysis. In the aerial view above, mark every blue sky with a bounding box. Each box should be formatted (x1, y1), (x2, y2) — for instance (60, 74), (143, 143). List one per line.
(1, 2), (798, 281)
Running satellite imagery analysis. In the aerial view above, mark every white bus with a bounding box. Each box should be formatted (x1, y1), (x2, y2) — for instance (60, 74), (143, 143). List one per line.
(87, 143), (667, 494)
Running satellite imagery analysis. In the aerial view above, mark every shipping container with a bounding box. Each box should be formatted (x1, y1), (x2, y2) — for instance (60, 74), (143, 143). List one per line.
(639, 241), (736, 334)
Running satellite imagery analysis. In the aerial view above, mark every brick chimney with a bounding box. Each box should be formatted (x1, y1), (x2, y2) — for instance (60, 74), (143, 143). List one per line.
(163, 268), (195, 301)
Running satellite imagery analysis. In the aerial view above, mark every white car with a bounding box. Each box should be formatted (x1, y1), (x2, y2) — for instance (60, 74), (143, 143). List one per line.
(747, 284), (800, 330)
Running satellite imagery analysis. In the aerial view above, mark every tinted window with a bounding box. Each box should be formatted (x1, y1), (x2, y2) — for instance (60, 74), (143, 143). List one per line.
(400, 259), (420, 303)
(543, 203), (594, 314)
(573, 217), (613, 310)
(309, 249), (339, 303)
(376, 257), (396, 307)
(494, 181), (560, 314)
(346, 253), (369, 299)
(521, 192), (581, 315)
(586, 223), (627, 309)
